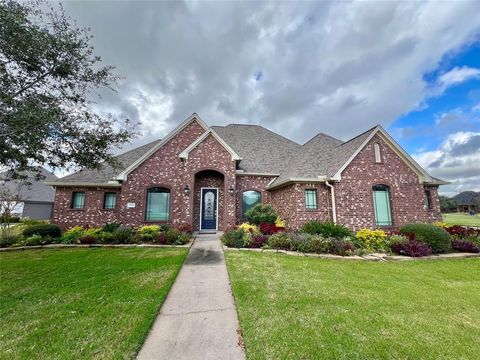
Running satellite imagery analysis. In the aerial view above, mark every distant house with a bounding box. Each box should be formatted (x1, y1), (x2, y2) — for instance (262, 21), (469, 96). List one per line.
(47, 113), (447, 231)
(452, 191), (480, 213)
(0, 168), (58, 220)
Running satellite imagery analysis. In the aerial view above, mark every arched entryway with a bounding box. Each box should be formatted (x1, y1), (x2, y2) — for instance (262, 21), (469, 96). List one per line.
(193, 170), (225, 231)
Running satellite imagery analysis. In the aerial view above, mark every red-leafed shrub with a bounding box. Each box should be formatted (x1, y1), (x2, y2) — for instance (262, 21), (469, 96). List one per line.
(452, 239), (480, 253)
(249, 234), (268, 248)
(174, 223), (192, 234)
(79, 235), (96, 244)
(154, 233), (167, 244)
(445, 225), (479, 238)
(259, 222), (284, 235)
(390, 240), (432, 257)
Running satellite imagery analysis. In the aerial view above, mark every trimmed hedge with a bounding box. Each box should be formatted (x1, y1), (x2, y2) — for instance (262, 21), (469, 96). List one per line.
(245, 204), (278, 225)
(23, 224), (62, 238)
(400, 223), (451, 253)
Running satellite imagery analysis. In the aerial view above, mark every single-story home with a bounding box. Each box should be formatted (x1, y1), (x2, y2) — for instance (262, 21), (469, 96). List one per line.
(1, 167), (58, 220)
(452, 191), (480, 213)
(47, 113), (447, 231)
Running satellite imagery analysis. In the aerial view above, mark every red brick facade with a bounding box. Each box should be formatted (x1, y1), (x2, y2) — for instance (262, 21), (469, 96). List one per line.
(52, 120), (442, 231)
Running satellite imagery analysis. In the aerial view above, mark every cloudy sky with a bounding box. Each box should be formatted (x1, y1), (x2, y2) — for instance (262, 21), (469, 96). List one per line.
(61, 0), (480, 196)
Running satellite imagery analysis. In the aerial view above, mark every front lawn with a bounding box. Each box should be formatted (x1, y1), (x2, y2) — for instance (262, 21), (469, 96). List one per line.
(443, 212), (480, 227)
(0, 248), (188, 359)
(226, 252), (480, 359)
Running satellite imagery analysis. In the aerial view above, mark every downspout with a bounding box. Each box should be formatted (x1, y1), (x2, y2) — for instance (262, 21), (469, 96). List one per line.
(325, 181), (337, 224)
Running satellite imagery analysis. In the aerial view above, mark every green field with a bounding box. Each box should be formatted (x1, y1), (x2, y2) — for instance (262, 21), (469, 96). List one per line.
(443, 212), (480, 226)
(0, 248), (187, 359)
(226, 251), (480, 360)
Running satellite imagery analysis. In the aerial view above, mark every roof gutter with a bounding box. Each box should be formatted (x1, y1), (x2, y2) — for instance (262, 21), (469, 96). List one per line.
(325, 180), (337, 224)
(44, 181), (122, 188)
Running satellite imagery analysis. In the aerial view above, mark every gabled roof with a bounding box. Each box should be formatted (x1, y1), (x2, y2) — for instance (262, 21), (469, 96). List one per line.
(1, 167), (57, 202)
(453, 191), (480, 205)
(179, 129), (241, 161)
(211, 124), (301, 174)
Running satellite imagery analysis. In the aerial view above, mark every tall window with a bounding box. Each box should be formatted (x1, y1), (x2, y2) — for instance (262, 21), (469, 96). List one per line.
(373, 185), (392, 226)
(103, 192), (117, 209)
(425, 189), (432, 209)
(305, 189), (318, 209)
(374, 143), (382, 163)
(146, 187), (170, 221)
(71, 192), (85, 209)
(242, 191), (261, 218)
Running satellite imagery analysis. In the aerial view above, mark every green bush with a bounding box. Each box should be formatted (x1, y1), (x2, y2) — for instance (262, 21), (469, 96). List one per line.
(23, 224), (62, 238)
(0, 215), (20, 223)
(301, 220), (353, 238)
(400, 223), (451, 253)
(23, 234), (43, 246)
(306, 235), (331, 253)
(138, 225), (161, 241)
(0, 234), (18, 247)
(21, 218), (45, 226)
(61, 226), (85, 244)
(221, 228), (246, 248)
(111, 226), (132, 244)
(267, 232), (292, 250)
(102, 222), (121, 233)
(245, 204), (278, 225)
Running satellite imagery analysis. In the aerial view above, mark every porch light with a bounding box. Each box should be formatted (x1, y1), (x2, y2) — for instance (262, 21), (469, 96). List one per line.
(228, 185), (235, 195)
(183, 185), (190, 195)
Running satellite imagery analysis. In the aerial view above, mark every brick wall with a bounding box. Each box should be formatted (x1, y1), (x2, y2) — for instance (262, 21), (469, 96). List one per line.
(334, 134), (441, 230)
(235, 175), (274, 222)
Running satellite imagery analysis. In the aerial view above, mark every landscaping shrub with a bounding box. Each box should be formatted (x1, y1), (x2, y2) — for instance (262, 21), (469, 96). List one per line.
(289, 233), (311, 252)
(79, 235), (97, 245)
(239, 223), (260, 235)
(390, 239), (432, 257)
(245, 204), (278, 225)
(267, 232), (292, 250)
(249, 234), (268, 248)
(259, 222), (284, 235)
(23, 234), (44, 246)
(355, 228), (388, 252)
(221, 228), (246, 248)
(23, 224), (62, 238)
(301, 220), (353, 238)
(400, 223), (451, 253)
(0, 234), (18, 248)
(111, 226), (132, 244)
(289, 233), (330, 253)
(21, 218), (45, 226)
(138, 225), (161, 241)
(61, 226), (85, 244)
(154, 233), (167, 244)
(174, 223), (192, 234)
(444, 225), (480, 238)
(275, 216), (286, 228)
(102, 221), (121, 233)
(452, 239), (480, 253)
(328, 238), (356, 256)
(164, 228), (190, 245)
(0, 215), (20, 223)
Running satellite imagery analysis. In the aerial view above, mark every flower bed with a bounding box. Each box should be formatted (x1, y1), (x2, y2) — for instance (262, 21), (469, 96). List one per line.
(221, 206), (480, 258)
(0, 221), (192, 248)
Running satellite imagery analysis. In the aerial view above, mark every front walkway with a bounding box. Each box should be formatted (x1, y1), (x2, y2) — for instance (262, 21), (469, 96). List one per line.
(137, 234), (245, 360)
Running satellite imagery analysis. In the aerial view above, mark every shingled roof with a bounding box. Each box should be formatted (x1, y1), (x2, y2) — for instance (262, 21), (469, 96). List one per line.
(0, 167), (57, 202)
(51, 115), (442, 188)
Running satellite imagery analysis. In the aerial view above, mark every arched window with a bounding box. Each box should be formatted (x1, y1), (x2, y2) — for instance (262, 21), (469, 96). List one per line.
(373, 185), (392, 226)
(242, 190), (261, 219)
(146, 187), (170, 221)
(374, 143), (382, 163)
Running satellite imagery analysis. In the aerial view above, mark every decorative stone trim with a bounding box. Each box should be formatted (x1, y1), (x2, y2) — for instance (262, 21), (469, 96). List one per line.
(223, 246), (480, 261)
(0, 241), (193, 252)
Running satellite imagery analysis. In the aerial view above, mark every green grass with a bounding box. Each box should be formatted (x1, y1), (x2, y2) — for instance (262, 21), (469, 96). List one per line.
(443, 212), (480, 226)
(0, 248), (188, 359)
(226, 252), (480, 360)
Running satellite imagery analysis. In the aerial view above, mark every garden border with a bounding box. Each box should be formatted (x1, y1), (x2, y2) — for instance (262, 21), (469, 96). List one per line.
(0, 241), (193, 252)
(224, 246), (480, 261)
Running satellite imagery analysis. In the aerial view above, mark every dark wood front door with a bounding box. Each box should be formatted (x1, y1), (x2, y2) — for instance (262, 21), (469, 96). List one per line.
(201, 188), (218, 230)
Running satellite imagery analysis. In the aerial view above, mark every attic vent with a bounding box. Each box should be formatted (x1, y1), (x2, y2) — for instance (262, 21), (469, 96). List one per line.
(374, 143), (382, 163)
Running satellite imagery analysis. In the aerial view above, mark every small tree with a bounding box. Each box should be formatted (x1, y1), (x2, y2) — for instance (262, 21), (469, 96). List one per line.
(0, 0), (136, 180)
(0, 184), (23, 237)
(245, 204), (278, 225)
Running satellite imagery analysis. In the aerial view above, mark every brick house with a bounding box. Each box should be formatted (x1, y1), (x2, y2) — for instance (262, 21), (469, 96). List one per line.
(47, 113), (447, 232)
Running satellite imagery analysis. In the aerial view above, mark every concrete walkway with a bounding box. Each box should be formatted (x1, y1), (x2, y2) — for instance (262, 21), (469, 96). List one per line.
(137, 234), (245, 360)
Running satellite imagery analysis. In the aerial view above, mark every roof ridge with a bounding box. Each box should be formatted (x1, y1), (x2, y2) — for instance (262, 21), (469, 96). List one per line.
(340, 125), (379, 146)
(302, 132), (342, 146)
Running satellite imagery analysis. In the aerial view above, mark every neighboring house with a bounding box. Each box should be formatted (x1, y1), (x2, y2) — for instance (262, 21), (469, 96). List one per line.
(0, 168), (58, 220)
(47, 114), (447, 231)
(452, 191), (480, 213)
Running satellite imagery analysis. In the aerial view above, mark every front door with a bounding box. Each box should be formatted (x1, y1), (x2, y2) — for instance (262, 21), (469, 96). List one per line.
(201, 188), (218, 230)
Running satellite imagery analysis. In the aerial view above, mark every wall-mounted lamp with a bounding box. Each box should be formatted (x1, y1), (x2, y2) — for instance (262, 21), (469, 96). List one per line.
(183, 185), (190, 195)
(228, 185), (235, 195)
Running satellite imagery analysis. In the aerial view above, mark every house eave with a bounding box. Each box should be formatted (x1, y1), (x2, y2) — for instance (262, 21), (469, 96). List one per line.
(267, 176), (329, 190)
(45, 182), (122, 188)
(235, 171), (279, 177)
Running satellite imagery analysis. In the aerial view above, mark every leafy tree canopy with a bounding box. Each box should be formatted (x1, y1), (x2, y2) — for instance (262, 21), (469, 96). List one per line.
(0, 0), (136, 180)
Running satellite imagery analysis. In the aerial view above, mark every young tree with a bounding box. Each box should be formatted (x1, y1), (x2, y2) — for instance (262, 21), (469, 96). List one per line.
(0, 0), (136, 180)
(0, 182), (23, 237)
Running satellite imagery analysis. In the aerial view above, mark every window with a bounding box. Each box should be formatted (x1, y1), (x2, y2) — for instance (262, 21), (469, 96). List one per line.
(305, 189), (318, 209)
(373, 185), (393, 226)
(71, 191), (85, 209)
(242, 191), (261, 218)
(374, 142), (382, 163)
(103, 192), (117, 209)
(425, 189), (432, 209)
(146, 187), (170, 221)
